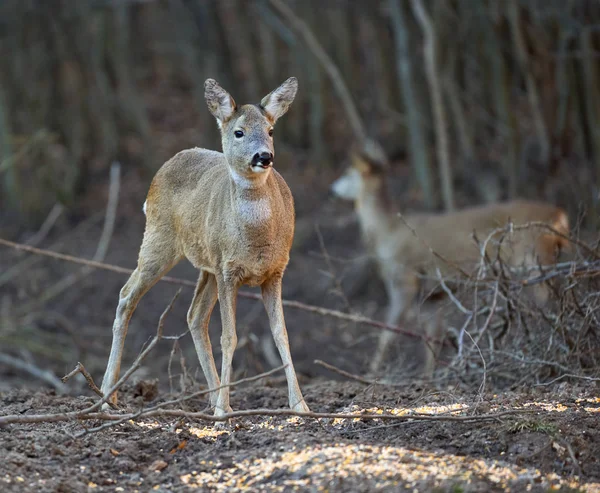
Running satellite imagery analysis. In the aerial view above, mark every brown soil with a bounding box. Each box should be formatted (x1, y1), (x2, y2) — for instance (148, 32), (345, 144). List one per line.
(1, 129), (599, 493)
(1, 380), (599, 492)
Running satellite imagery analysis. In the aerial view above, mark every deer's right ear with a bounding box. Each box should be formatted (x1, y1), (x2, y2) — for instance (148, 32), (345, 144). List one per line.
(260, 77), (298, 123)
(205, 79), (237, 127)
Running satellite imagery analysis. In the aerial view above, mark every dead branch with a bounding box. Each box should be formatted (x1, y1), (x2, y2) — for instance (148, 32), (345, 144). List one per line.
(0, 211), (102, 288)
(142, 365), (288, 414)
(98, 288), (181, 409)
(0, 353), (68, 393)
(0, 237), (446, 344)
(314, 359), (377, 385)
(315, 223), (352, 313)
(62, 362), (105, 400)
(0, 364), (287, 428)
(74, 364), (290, 437)
(268, 0), (366, 144)
(25, 203), (65, 248)
(0, 291), (181, 430)
(0, 404), (536, 428)
(267, 0), (388, 168)
(16, 161), (121, 315)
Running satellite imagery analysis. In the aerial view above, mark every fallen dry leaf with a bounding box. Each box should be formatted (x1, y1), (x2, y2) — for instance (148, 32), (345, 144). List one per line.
(170, 440), (187, 454)
(149, 460), (168, 472)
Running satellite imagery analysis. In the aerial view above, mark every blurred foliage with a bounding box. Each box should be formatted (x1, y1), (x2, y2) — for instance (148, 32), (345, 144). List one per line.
(1, 0), (600, 227)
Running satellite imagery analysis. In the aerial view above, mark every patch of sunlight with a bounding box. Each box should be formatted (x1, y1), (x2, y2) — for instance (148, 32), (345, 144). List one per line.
(576, 397), (600, 404)
(133, 419), (162, 429)
(511, 401), (568, 412)
(330, 403), (468, 426)
(188, 426), (230, 440)
(412, 403), (469, 415)
(178, 443), (599, 492)
(584, 407), (600, 413)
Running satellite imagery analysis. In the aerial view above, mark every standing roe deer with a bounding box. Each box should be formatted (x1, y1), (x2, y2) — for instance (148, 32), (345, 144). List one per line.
(331, 148), (570, 375)
(100, 77), (310, 416)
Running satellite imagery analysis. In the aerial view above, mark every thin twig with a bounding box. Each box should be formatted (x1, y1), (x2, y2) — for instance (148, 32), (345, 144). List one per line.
(100, 289), (181, 408)
(75, 365), (290, 437)
(0, 405), (535, 427)
(0, 212), (102, 288)
(0, 237), (446, 344)
(25, 203), (65, 248)
(267, 0), (366, 144)
(62, 362), (105, 400)
(16, 162), (121, 315)
(142, 365), (288, 414)
(314, 359), (376, 385)
(315, 223), (353, 313)
(533, 373), (600, 386)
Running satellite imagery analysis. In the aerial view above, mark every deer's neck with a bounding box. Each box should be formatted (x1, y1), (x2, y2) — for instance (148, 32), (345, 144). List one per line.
(356, 181), (396, 250)
(229, 168), (270, 191)
(230, 170), (274, 227)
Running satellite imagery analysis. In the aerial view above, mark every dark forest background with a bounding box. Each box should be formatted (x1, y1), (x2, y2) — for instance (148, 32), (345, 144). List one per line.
(2, 0), (600, 227)
(1, 0), (600, 392)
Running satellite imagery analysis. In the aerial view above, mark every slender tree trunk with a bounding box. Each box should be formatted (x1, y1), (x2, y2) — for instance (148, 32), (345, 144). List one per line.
(487, 9), (519, 198)
(410, 0), (454, 211)
(507, 0), (550, 166)
(388, 0), (435, 209)
(580, 26), (600, 192)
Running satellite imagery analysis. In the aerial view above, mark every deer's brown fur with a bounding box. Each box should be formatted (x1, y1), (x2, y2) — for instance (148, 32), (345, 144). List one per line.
(331, 151), (570, 375)
(101, 78), (309, 416)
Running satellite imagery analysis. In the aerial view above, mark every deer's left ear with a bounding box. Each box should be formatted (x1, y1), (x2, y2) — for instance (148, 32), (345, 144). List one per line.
(260, 77), (298, 123)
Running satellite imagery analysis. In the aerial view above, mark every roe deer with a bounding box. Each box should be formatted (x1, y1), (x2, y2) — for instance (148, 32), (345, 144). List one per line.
(100, 77), (310, 416)
(331, 148), (570, 375)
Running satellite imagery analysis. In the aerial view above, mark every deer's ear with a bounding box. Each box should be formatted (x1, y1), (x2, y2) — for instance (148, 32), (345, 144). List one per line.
(205, 79), (237, 126)
(351, 152), (374, 175)
(260, 77), (298, 123)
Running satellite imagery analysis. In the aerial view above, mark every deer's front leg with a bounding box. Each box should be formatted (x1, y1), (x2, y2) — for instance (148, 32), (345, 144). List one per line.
(214, 275), (238, 417)
(262, 276), (310, 413)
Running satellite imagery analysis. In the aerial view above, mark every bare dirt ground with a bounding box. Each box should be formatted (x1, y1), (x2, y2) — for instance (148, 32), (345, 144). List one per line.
(1, 170), (600, 492)
(1, 101), (599, 491)
(1, 380), (599, 492)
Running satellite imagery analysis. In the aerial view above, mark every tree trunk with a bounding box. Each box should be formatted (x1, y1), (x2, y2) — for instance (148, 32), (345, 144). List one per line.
(410, 0), (454, 211)
(388, 0), (435, 209)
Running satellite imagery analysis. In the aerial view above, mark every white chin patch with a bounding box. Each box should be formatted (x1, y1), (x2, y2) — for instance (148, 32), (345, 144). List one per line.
(251, 165), (271, 174)
(142, 200), (147, 215)
(331, 170), (360, 200)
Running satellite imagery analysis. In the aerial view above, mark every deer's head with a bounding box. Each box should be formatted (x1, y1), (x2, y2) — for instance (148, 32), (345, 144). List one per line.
(205, 77), (298, 185)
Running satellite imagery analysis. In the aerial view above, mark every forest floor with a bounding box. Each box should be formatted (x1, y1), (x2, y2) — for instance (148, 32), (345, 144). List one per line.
(1, 113), (599, 491)
(1, 380), (599, 492)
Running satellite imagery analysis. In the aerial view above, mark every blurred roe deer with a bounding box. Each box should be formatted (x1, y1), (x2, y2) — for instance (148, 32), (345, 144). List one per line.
(101, 77), (310, 416)
(331, 146), (570, 375)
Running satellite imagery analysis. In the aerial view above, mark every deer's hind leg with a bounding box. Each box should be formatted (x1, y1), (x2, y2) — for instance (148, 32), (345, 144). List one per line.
(187, 271), (220, 407)
(370, 272), (418, 375)
(101, 230), (182, 407)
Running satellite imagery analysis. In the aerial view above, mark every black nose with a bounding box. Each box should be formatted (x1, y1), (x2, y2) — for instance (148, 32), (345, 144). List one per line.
(253, 152), (273, 166)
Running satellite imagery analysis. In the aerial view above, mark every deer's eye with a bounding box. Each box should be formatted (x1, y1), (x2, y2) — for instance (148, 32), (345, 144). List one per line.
(234, 130), (244, 138)
(268, 128), (274, 137)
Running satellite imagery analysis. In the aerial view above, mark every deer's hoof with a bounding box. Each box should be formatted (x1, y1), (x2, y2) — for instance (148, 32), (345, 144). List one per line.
(293, 401), (310, 414)
(100, 390), (118, 411)
(213, 405), (234, 429)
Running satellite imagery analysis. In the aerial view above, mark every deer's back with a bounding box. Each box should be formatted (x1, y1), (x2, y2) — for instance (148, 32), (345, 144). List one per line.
(388, 200), (567, 277)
